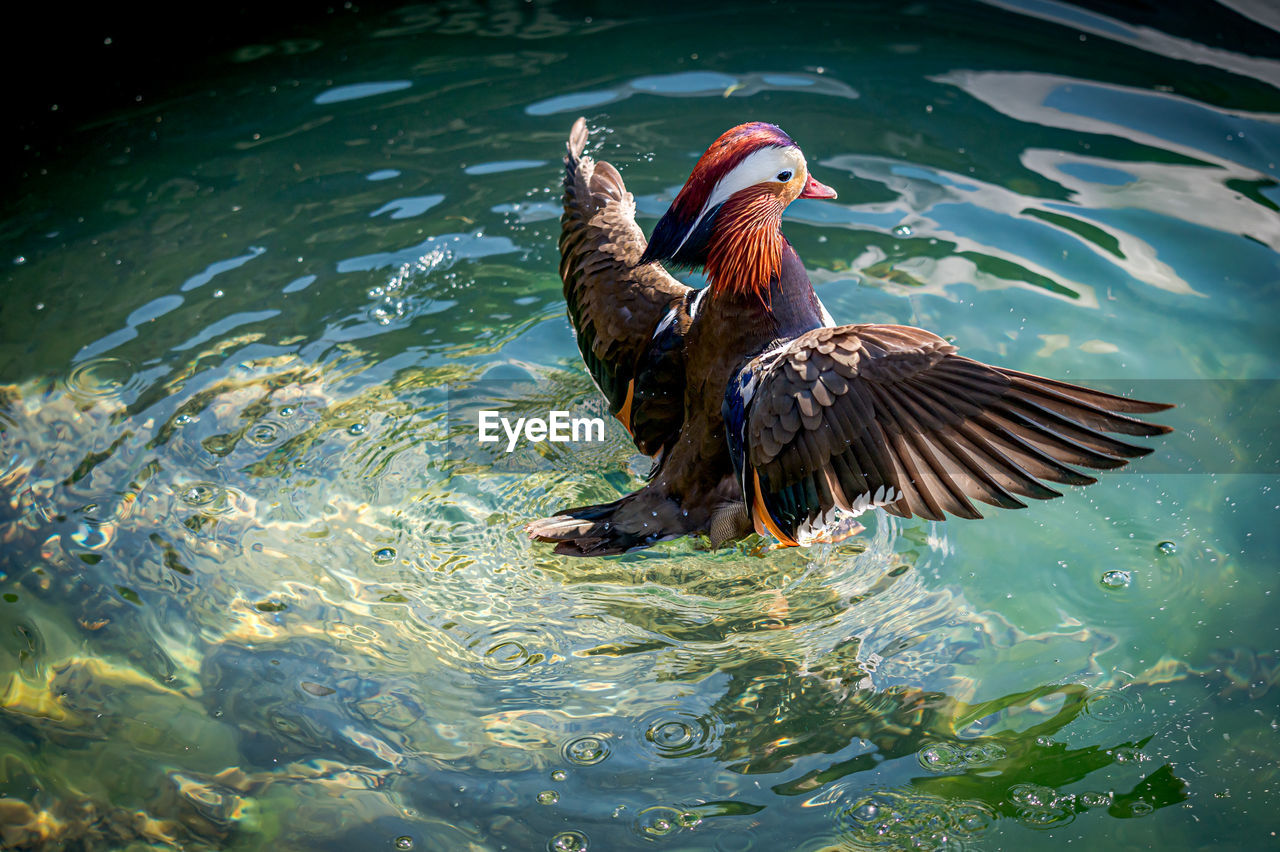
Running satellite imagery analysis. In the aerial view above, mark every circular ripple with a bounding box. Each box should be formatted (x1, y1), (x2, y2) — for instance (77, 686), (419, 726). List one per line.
(1009, 783), (1075, 830)
(917, 741), (1006, 772)
(1083, 687), (1141, 722)
(65, 357), (143, 402)
(244, 420), (286, 446)
(639, 706), (723, 759)
(467, 627), (549, 677)
(180, 482), (222, 507)
(561, 734), (610, 766)
(176, 482), (244, 517)
(633, 805), (683, 840)
(547, 830), (588, 851)
(831, 786), (995, 850)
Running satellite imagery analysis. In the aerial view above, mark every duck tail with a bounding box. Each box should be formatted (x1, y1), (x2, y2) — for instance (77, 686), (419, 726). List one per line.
(526, 491), (685, 557)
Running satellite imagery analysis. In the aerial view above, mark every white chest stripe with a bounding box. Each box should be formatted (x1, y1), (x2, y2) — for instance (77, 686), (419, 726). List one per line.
(688, 287), (708, 321)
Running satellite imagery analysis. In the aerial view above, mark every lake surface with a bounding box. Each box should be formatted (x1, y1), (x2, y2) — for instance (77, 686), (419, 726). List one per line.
(2, 1), (1278, 849)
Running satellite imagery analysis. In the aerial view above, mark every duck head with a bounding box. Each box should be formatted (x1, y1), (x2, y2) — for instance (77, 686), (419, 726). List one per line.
(640, 122), (836, 297)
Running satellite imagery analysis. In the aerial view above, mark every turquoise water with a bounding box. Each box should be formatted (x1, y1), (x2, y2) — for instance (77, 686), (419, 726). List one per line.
(2, 1), (1278, 849)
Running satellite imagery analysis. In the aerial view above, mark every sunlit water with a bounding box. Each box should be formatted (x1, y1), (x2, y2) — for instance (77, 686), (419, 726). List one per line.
(2, 2), (1278, 850)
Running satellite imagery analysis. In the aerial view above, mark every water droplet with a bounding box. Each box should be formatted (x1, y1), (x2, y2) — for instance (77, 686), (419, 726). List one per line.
(13, 256), (26, 265)
(550, 770), (567, 782)
(537, 790), (559, 805)
(893, 224), (913, 237)
(174, 413), (194, 426)
(852, 802), (880, 821)
(393, 837), (414, 850)
(547, 830), (588, 851)
(212, 289), (224, 298)
(1079, 791), (1112, 808)
(279, 406), (296, 417)
(563, 735), (610, 766)
(1155, 540), (1177, 556)
(372, 547), (397, 565)
(180, 483), (220, 506)
(348, 422), (368, 436)
(1100, 569), (1132, 589)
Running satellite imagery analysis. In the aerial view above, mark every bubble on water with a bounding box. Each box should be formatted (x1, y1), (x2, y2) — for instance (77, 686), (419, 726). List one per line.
(537, 790), (559, 805)
(1112, 746), (1145, 764)
(1078, 791), (1113, 808)
(1155, 540), (1178, 556)
(634, 805), (683, 838)
(1127, 800), (1155, 817)
(372, 547), (397, 565)
(893, 224), (913, 237)
(393, 837), (414, 850)
(348, 422), (368, 436)
(1083, 687), (1139, 722)
(65, 357), (142, 402)
(180, 482), (222, 506)
(278, 406), (296, 417)
(562, 735), (610, 766)
(13, 256), (25, 265)
(918, 742), (965, 771)
(174, 413), (195, 426)
(833, 786), (994, 849)
(1100, 569), (1132, 589)
(547, 830), (588, 851)
(244, 420), (285, 446)
(1009, 783), (1053, 809)
(550, 769), (567, 782)
(1009, 783), (1075, 829)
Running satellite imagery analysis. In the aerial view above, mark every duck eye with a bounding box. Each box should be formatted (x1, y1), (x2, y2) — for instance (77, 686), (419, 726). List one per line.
(776, 170), (793, 182)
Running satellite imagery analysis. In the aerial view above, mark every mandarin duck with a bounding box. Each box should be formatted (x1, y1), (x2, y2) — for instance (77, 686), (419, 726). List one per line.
(527, 118), (1171, 556)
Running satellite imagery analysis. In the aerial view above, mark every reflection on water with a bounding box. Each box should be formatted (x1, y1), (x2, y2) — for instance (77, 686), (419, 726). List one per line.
(2, 1), (1279, 850)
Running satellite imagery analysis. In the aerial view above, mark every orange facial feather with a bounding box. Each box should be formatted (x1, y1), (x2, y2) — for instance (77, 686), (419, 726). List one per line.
(705, 185), (787, 300)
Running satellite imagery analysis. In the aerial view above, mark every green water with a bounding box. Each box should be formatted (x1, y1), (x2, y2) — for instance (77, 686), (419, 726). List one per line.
(2, 1), (1278, 849)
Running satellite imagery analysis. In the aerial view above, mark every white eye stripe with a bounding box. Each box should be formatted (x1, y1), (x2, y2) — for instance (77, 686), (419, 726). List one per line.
(672, 146), (806, 256)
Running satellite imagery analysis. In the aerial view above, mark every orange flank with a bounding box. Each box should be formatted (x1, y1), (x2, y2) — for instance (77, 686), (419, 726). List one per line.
(751, 468), (798, 547)
(614, 379), (636, 436)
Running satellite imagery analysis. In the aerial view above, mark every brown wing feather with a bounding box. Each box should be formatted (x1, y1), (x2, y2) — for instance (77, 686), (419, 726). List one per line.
(745, 324), (1172, 535)
(560, 117), (691, 447)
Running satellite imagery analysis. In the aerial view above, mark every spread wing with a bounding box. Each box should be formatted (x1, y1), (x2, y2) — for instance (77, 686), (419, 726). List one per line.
(733, 324), (1173, 544)
(560, 117), (691, 453)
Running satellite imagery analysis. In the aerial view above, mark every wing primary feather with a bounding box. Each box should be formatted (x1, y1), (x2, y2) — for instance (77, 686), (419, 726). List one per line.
(997, 367), (1175, 415)
(1004, 377), (1173, 437)
(965, 415), (1099, 485)
(984, 407), (1135, 469)
(997, 395), (1155, 457)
